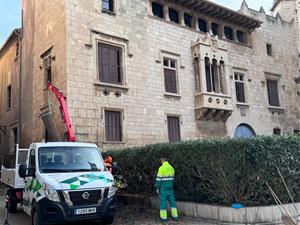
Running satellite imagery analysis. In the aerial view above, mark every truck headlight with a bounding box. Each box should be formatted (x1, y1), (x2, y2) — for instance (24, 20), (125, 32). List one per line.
(108, 185), (117, 199)
(43, 183), (60, 203)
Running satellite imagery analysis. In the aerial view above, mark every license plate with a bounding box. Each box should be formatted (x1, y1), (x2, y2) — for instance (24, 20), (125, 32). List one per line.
(74, 207), (97, 215)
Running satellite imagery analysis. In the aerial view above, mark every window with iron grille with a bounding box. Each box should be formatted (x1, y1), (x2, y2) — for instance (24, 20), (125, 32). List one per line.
(167, 116), (181, 143)
(7, 85), (11, 110)
(98, 43), (123, 85)
(105, 110), (122, 142)
(234, 73), (246, 103)
(267, 79), (280, 106)
(102, 0), (114, 12)
(163, 58), (178, 94)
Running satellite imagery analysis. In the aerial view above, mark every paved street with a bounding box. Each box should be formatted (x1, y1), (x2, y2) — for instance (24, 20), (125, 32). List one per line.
(0, 187), (211, 225)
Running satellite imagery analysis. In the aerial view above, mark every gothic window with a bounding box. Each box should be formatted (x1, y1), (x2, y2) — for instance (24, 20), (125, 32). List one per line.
(211, 23), (219, 36)
(237, 31), (246, 43)
(152, 2), (163, 18)
(205, 58), (225, 94)
(184, 13), (193, 28)
(224, 26), (233, 40)
(169, 8), (179, 24)
(199, 18), (207, 33)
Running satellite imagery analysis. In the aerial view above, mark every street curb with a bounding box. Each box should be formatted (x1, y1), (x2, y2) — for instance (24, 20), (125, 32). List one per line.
(117, 193), (300, 224)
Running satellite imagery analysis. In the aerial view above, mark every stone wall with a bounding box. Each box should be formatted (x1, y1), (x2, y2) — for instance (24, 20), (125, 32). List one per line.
(0, 31), (20, 167)
(64, 0), (299, 150)
(21, 0), (68, 144)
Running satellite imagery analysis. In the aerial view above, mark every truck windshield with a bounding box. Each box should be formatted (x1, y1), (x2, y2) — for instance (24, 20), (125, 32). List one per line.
(38, 147), (105, 173)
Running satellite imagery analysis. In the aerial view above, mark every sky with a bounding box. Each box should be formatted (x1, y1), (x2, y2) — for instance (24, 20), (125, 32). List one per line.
(0, 0), (274, 47)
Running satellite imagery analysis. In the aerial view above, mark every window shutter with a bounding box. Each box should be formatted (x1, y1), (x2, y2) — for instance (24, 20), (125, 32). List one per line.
(98, 43), (122, 85)
(235, 82), (245, 103)
(164, 69), (177, 93)
(267, 80), (280, 106)
(167, 117), (181, 143)
(105, 111), (122, 142)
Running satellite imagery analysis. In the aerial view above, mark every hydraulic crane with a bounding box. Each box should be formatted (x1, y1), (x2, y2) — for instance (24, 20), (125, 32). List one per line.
(47, 81), (76, 142)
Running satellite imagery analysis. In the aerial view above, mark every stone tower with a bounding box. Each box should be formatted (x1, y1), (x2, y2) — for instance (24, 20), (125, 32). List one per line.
(271, 0), (300, 68)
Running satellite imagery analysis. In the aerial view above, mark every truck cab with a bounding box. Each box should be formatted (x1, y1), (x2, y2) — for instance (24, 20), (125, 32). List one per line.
(18, 142), (117, 225)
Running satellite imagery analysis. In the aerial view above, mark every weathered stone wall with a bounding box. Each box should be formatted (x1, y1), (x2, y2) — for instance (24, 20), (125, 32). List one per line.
(64, 0), (299, 150)
(0, 32), (20, 167)
(21, 0), (68, 144)
(227, 7), (300, 136)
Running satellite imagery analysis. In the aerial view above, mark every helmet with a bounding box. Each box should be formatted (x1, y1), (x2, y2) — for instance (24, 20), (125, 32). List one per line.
(105, 156), (113, 163)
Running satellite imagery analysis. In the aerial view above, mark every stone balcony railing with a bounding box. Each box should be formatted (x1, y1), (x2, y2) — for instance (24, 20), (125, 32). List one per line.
(195, 92), (233, 121)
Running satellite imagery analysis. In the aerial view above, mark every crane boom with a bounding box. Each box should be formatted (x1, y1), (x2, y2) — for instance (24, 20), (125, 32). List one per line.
(47, 82), (76, 142)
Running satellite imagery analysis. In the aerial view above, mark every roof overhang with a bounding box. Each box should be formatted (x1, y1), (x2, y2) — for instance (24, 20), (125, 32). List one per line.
(171, 0), (262, 30)
(0, 28), (21, 58)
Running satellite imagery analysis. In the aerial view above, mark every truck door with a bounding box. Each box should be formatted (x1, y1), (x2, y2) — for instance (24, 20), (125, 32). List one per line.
(23, 149), (36, 215)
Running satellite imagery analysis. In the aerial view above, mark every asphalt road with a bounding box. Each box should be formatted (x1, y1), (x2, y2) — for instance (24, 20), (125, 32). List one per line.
(0, 186), (210, 225)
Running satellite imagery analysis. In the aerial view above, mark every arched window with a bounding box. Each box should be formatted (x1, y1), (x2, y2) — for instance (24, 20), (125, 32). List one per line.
(199, 19), (207, 33)
(169, 8), (179, 23)
(224, 26), (233, 40)
(234, 124), (256, 138)
(184, 13), (193, 28)
(237, 30), (246, 43)
(205, 57), (212, 92)
(211, 59), (220, 93)
(152, 2), (163, 18)
(211, 23), (219, 36)
(219, 60), (226, 94)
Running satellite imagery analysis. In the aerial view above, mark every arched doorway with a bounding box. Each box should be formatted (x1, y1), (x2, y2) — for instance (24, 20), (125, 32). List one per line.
(234, 124), (256, 138)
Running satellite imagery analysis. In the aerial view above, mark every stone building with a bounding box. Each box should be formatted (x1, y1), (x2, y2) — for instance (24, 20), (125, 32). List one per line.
(0, 29), (21, 167)
(0, 0), (299, 163)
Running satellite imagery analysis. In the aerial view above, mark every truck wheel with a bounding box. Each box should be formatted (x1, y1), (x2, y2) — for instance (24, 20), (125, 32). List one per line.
(32, 206), (43, 225)
(102, 216), (115, 225)
(7, 193), (17, 213)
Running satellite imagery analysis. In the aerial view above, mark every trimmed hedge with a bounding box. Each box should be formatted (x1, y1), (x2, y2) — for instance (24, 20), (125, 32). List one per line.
(110, 135), (300, 206)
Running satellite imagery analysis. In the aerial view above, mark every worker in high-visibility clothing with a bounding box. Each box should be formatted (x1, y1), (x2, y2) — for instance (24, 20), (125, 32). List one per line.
(155, 156), (178, 222)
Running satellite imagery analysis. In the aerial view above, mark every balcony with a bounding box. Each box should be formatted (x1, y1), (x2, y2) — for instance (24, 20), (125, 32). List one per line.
(195, 92), (233, 121)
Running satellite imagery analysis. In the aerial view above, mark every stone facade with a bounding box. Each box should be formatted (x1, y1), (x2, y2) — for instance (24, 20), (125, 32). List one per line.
(0, 0), (299, 161)
(0, 29), (21, 167)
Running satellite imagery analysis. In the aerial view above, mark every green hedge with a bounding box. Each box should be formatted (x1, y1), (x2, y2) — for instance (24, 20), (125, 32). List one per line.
(110, 135), (300, 206)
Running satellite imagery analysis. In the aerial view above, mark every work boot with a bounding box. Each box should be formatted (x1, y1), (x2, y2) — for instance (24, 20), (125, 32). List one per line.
(160, 218), (168, 223)
(172, 217), (178, 222)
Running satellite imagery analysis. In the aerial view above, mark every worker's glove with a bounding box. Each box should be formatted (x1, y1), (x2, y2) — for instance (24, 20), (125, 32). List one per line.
(156, 189), (160, 195)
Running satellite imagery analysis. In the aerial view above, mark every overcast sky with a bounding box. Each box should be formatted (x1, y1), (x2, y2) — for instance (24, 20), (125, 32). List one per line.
(0, 0), (273, 46)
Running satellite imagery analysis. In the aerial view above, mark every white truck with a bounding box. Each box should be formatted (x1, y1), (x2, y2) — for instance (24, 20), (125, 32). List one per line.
(1, 142), (117, 225)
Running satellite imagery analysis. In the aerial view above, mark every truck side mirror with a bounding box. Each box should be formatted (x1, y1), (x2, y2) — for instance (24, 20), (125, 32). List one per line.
(112, 162), (119, 176)
(18, 165), (36, 178)
(18, 164), (27, 178)
(27, 168), (36, 177)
